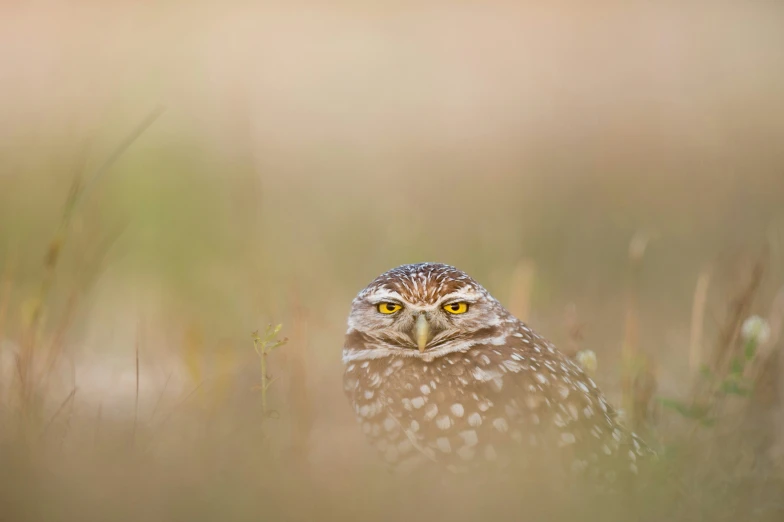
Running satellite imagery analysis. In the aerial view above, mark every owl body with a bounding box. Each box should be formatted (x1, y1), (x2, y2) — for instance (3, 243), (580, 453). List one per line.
(342, 263), (652, 481)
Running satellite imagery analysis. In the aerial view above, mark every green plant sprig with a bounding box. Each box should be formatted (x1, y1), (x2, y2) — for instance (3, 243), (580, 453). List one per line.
(658, 335), (762, 426)
(251, 324), (288, 419)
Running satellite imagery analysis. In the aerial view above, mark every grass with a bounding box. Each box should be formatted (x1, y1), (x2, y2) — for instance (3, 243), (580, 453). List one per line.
(1, 21), (784, 515)
(1, 167), (783, 521)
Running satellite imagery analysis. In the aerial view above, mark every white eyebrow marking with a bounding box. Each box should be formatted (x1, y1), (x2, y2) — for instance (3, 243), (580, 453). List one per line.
(365, 292), (481, 314)
(365, 290), (406, 304)
(436, 292), (480, 304)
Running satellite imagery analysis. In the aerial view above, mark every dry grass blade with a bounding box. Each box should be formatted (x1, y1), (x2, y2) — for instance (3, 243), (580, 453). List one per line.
(40, 387), (78, 440)
(0, 254), (14, 408)
(77, 105), (166, 205)
(689, 268), (712, 376)
(676, 251), (770, 447)
(40, 291), (79, 400)
(132, 321), (141, 447)
(94, 400), (103, 447)
(508, 259), (536, 322)
(0, 252), (14, 339)
(711, 254), (767, 379)
(76, 219), (130, 292)
(59, 386), (77, 450)
(621, 230), (658, 432)
(9, 107), (166, 430)
(156, 381), (205, 432)
(150, 370), (174, 422)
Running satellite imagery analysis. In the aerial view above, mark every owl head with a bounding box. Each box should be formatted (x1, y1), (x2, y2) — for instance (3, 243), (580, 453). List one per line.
(343, 263), (512, 363)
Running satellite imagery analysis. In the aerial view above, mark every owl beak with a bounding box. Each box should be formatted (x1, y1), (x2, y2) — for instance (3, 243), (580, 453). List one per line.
(416, 314), (430, 352)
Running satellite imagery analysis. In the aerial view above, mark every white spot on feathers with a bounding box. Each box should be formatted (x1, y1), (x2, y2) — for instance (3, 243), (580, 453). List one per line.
(383, 417), (396, 432)
(436, 415), (453, 430)
(560, 432), (576, 446)
(492, 418), (509, 433)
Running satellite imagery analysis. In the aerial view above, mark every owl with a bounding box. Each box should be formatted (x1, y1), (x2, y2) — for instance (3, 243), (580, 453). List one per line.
(342, 262), (654, 484)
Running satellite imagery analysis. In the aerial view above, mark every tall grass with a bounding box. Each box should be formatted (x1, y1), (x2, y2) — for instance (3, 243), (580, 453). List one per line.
(1, 174), (782, 521)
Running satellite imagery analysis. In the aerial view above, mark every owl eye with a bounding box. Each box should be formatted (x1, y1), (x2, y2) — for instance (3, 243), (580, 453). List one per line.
(377, 302), (402, 314)
(443, 302), (469, 314)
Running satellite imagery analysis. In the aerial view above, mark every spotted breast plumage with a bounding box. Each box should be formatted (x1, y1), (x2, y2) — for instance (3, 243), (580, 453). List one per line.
(342, 263), (654, 483)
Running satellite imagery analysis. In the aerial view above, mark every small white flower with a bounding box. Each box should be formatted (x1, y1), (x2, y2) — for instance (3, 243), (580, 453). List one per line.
(741, 315), (771, 345)
(575, 350), (598, 375)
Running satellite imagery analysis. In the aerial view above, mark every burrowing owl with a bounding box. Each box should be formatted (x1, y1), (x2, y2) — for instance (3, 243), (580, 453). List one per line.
(342, 262), (653, 482)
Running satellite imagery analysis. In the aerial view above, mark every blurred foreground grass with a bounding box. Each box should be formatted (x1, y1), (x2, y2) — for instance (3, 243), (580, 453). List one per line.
(2, 2), (784, 520)
(1, 119), (783, 521)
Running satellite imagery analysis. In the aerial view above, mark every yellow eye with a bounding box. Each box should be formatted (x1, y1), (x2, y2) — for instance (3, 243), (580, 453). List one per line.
(443, 302), (469, 314)
(377, 303), (402, 314)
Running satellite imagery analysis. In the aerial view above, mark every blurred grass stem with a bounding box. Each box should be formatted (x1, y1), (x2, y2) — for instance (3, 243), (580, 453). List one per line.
(252, 325), (287, 419)
(689, 269), (712, 376)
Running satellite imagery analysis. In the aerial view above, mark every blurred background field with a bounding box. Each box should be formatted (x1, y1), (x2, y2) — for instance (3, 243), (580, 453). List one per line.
(2, 1), (784, 521)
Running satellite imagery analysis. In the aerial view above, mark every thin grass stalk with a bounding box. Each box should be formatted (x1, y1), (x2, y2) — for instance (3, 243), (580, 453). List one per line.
(711, 257), (766, 378)
(508, 259), (536, 322)
(94, 400), (103, 447)
(768, 286), (784, 464)
(76, 105), (166, 205)
(621, 231), (647, 430)
(689, 268), (712, 376)
(17, 176), (81, 420)
(746, 286), (784, 383)
(39, 387), (77, 440)
(252, 326), (287, 422)
(150, 370), (173, 422)
(261, 343), (269, 417)
(38, 292), (78, 402)
(132, 320), (141, 447)
(0, 254), (14, 408)
(16, 107), (164, 429)
(156, 381), (204, 433)
(0, 252), (14, 339)
(738, 285), (784, 465)
(59, 387), (77, 450)
(683, 255), (768, 444)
